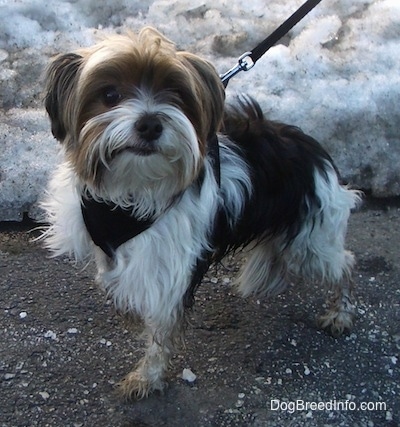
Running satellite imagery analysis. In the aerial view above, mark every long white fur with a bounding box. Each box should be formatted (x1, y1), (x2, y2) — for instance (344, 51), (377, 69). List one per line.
(41, 162), (93, 261)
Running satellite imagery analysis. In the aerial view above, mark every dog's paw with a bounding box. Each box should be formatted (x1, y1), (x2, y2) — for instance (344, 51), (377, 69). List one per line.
(117, 369), (166, 401)
(317, 308), (354, 337)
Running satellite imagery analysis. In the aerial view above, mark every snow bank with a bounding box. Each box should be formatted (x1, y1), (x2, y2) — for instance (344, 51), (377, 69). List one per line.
(1, 0), (399, 221)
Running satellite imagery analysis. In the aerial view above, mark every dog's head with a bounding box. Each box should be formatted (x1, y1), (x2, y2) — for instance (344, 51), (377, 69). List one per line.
(45, 27), (225, 202)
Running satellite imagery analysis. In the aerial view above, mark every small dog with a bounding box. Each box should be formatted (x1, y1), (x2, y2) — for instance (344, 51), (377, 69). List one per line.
(42, 27), (361, 399)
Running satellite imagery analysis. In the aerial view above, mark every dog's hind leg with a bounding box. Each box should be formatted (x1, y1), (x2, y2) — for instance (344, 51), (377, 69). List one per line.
(290, 222), (357, 337)
(317, 273), (356, 337)
(289, 170), (361, 336)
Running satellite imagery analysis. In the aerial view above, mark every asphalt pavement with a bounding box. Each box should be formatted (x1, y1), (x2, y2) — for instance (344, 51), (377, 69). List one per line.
(0, 197), (399, 426)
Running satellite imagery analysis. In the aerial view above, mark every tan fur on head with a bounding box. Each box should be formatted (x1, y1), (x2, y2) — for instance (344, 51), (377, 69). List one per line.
(44, 27), (225, 190)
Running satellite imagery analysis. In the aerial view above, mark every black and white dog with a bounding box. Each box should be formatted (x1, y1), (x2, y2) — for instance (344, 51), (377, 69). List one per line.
(42, 27), (361, 399)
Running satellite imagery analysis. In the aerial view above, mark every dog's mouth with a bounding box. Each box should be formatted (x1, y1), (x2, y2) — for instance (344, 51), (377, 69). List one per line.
(115, 144), (159, 157)
(124, 145), (158, 156)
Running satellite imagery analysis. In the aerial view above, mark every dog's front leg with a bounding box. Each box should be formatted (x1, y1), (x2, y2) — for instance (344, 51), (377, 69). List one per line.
(118, 322), (180, 400)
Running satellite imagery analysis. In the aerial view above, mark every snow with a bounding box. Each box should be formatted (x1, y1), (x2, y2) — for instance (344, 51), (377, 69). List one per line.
(182, 367), (197, 382)
(1, 0), (399, 221)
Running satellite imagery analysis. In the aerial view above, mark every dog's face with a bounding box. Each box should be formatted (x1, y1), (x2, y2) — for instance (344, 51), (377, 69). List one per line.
(45, 27), (225, 201)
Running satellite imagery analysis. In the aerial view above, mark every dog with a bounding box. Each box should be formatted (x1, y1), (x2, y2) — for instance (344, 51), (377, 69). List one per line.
(41, 27), (361, 399)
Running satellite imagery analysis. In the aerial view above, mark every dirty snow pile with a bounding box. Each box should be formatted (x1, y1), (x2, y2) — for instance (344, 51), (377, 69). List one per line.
(0, 0), (399, 221)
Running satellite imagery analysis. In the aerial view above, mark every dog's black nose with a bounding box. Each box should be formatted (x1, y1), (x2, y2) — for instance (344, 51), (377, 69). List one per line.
(135, 115), (163, 141)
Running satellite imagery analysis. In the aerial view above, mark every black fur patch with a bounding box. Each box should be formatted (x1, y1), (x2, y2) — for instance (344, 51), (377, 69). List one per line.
(214, 96), (336, 259)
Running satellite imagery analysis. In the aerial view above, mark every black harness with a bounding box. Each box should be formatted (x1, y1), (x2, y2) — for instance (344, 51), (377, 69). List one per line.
(81, 196), (153, 258)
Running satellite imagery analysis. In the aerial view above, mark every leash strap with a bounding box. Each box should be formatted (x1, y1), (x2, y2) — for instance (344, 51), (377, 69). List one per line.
(220, 0), (323, 87)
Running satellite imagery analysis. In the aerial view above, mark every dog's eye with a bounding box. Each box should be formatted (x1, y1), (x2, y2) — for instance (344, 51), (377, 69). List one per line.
(102, 86), (122, 107)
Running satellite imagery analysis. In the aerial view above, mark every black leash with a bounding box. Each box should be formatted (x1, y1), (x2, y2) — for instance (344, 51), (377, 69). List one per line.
(220, 0), (323, 87)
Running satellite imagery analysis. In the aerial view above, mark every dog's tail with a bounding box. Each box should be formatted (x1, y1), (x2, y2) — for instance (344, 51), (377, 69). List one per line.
(222, 95), (264, 139)
(222, 94), (339, 180)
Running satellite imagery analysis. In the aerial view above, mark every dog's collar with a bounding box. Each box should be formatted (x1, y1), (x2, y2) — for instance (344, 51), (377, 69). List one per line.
(81, 134), (220, 258)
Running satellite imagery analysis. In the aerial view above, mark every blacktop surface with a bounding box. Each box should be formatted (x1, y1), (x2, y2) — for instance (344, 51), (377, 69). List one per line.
(1, 196), (399, 427)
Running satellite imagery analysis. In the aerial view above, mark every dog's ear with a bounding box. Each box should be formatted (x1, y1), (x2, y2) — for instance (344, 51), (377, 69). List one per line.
(44, 53), (83, 141)
(179, 53), (226, 138)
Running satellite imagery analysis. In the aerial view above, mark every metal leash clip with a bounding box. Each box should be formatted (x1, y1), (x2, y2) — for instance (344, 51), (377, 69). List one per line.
(219, 0), (323, 87)
(220, 52), (255, 87)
